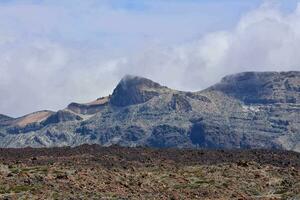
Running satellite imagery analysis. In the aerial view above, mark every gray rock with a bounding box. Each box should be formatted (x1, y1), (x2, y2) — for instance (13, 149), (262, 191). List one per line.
(0, 72), (299, 152)
(42, 110), (82, 126)
(0, 114), (14, 126)
(110, 75), (167, 106)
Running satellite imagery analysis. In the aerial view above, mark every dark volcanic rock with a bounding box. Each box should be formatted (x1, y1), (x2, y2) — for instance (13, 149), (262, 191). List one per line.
(0, 145), (300, 199)
(146, 125), (190, 148)
(210, 71), (300, 104)
(169, 94), (192, 112)
(0, 114), (13, 122)
(110, 75), (165, 107)
(42, 110), (82, 126)
(121, 126), (146, 142)
(0, 114), (13, 126)
(0, 132), (5, 137)
(7, 123), (43, 134)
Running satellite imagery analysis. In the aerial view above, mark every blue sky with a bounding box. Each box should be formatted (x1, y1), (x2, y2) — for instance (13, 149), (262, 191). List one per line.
(0, 0), (298, 49)
(0, 0), (270, 46)
(0, 0), (300, 116)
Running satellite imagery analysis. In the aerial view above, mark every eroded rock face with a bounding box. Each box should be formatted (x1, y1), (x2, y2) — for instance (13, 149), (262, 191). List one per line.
(67, 97), (109, 115)
(146, 125), (189, 148)
(110, 75), (164, 107)
(169, 94), (192, 112)
(210, 71), (300, 104)
(42, 110), (82, 126)
(67, 102), (104, 115)
(0, 72), (299, 151)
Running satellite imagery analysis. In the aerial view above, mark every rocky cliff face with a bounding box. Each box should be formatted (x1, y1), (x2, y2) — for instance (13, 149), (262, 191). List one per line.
(0, 72), (299, 151)
(110, 75), (168, 106)
(210, 71), (300, 104)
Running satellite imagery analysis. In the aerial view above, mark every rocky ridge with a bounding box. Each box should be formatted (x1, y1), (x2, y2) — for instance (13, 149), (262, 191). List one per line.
(0, 71), (299, 151)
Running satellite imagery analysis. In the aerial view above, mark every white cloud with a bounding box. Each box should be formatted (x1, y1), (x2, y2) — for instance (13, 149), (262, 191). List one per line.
(0, 1), (300, 117)
(117, 1), (300, 91)
(0, 38), (123, 117)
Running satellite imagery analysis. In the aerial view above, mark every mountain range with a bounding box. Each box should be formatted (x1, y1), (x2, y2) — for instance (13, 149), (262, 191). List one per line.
(0, 71), (299, 151)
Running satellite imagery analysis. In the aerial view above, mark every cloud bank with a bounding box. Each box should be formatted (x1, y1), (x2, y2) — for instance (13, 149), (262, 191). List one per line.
(0, 1), (300, 117)
(122, 2), (300, 91)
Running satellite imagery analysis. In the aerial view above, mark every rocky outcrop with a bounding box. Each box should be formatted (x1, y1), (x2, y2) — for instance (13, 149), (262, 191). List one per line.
(0, 71), (299, 151)
(42, 110), (82, 126)
(110, 75), (166, 107)
(169, 94), (192, 112)
(146, 125), (189, 148)
(67, 97), (109, 115)
(209, 71), (300, 104)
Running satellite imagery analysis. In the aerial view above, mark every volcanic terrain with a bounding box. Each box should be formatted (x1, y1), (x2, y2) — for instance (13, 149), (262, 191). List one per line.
(0, 145), (300, 199)
(0, 71), (299, 151)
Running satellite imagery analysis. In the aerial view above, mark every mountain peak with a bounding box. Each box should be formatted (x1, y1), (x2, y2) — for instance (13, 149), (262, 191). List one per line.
(0, 71), (300, 151)
(119, 75), (162, 89)
(110, 75), (164, 107)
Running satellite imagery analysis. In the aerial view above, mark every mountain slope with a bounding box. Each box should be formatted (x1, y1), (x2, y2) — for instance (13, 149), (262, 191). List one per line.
(0, 114), (13, 124)
(0, 71), (299, 151)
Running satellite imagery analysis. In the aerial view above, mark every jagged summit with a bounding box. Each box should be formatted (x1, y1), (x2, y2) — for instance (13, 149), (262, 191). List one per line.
(110, 75), (166, 107)
(116, 75), (163, 90)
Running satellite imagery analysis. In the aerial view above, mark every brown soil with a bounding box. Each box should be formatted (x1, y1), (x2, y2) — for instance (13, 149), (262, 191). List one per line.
(0, 145), (299, 199)
(85, 96), (109, 106)
(14, 111), (53, 127)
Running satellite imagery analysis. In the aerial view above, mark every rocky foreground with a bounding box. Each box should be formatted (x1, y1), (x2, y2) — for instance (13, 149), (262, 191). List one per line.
(0, 145), (299, 199)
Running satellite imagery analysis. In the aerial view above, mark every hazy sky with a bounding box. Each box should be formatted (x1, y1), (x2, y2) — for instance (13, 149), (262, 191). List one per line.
(1, 0), (300, 117)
